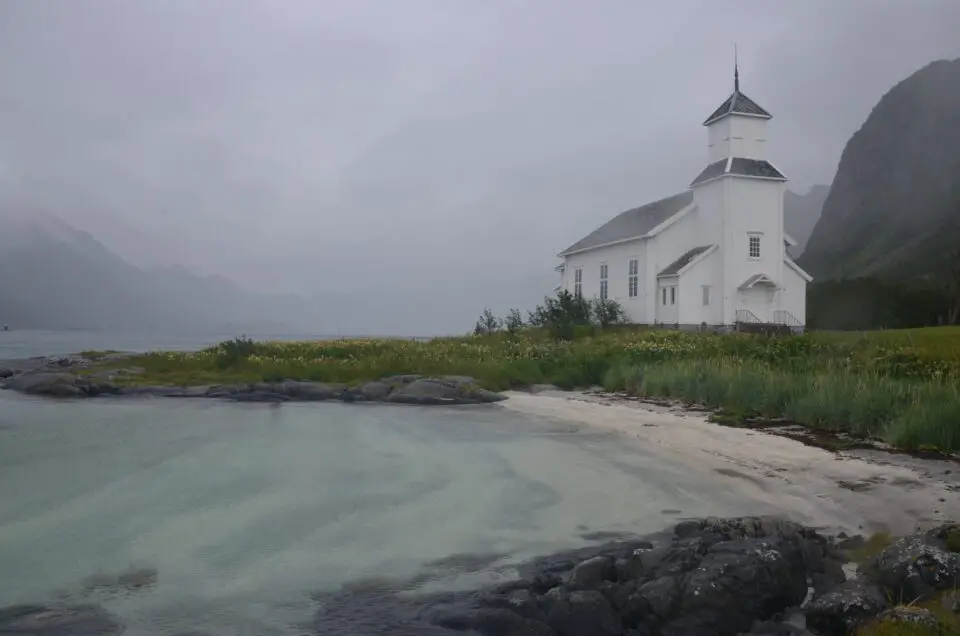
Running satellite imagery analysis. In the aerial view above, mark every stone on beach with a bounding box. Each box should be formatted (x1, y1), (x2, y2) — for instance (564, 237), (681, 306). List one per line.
(0, 356), (506, 406)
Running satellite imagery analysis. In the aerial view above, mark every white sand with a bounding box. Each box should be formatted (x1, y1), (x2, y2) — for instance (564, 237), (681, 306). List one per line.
(500, 391), (960, 537)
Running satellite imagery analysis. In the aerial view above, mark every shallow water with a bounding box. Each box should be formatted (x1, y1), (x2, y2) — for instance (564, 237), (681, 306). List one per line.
(0, 334), (779, 635)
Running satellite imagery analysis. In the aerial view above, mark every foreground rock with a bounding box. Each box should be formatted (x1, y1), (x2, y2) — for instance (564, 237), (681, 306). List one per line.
(0, 363), (505, 406)
(3, 518), (957, 635)
(315, 516), (933, 636)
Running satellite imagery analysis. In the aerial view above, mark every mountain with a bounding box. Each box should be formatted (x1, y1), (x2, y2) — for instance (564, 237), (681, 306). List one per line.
(783, 185), (829, 257)
(0, 204), (334, 334)
(799, 58), (960, 280)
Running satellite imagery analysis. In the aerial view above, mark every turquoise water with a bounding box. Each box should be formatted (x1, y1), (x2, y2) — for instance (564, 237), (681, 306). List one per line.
(0, 332), (777, 635)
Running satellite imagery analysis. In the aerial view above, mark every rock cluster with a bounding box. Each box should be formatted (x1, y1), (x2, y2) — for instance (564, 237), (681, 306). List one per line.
(0, 363), (505, 406)
(2, 517), (958, 635)
(310, 516), (960, 636)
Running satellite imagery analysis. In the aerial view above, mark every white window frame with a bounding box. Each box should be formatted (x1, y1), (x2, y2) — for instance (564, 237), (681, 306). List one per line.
(628, 258), (639, 298)
(670, 286), (676, 305)
(599, 263), (608, 300)
(748, 232), (762, 259)
(573, 267), (582, 297)
(702, 285), (711, 306)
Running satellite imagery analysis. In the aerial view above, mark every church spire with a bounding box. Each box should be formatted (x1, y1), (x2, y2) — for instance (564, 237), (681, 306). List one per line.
(734, 44), (740, 92)
(702, 51), (772, 126)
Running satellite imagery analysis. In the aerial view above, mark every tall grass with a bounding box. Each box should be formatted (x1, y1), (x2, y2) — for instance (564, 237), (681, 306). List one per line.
(99, 327), (960, 453)
(603, 358), (960, 452)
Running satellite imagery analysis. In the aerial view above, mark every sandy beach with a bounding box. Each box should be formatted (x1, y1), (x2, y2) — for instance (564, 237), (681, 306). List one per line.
(501, 389), (960, 537)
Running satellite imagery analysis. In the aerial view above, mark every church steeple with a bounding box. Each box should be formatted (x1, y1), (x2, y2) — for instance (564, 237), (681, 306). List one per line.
(692, 58), (785, 180)
(702, 61), (771, 127)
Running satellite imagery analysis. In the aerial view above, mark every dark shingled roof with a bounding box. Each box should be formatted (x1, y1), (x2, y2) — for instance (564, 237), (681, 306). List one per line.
(657, 245), (715, 277)
(560, 191), (694, 255)
(703, 90), (772, 126)
(690, 157), (787, 186)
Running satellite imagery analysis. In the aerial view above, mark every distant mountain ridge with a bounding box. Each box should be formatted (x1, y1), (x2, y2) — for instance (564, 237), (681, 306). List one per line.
(783, 185), (829, 257)
(0, 205), (332, 334)
(799, 58), (960, 280)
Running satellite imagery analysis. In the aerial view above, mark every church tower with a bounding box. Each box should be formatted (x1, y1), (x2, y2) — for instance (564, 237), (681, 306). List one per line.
(689, 63), (788, 325)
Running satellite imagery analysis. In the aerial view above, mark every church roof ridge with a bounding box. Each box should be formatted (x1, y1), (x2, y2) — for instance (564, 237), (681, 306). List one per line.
(702, 90), (772, 126)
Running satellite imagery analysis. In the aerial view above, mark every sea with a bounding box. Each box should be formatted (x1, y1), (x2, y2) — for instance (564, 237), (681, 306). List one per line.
(0, 330), (773, 635)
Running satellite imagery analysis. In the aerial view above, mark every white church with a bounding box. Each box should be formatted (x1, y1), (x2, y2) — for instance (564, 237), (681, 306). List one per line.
(556, 68), (811, 330)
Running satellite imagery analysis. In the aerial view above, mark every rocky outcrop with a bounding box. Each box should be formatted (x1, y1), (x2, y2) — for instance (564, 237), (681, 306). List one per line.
(799, 58), (960, 281)
(4, 518), (958, 635)
(315, 516), (841, 636)
(0, 359), (505, 406)
(311, 517), (960, 635)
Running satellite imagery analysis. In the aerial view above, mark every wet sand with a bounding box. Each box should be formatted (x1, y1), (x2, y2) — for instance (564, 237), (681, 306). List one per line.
(500, 390), (960, 537)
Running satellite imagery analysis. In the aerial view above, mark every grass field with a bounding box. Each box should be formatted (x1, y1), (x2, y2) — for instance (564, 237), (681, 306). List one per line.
(98, 326), (960, 453)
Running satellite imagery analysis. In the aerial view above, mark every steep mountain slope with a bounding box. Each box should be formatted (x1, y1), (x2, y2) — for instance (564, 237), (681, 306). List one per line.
(783, 185), (829, 257)
(799, 58), (960, 280)
(0, 205), (330, 333)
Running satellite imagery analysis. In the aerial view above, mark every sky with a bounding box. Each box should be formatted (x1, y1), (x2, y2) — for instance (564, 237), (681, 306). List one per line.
(2, 0), (960, 334)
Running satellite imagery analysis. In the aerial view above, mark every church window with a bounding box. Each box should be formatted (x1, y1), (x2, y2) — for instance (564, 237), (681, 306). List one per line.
(702, 285), (711, 306)
(628, 259), (639, 297)
(670, 286), (676, 305)
(599, 264), (608, 300)
(574, 268), (582, 297)
(748, 233), (761, 259)
(662, 287), (667, 305)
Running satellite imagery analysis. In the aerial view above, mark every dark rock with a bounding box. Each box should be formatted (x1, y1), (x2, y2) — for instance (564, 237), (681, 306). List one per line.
(1, 373), (85, 397)
(381, 374), (422, 388)
(359, 381), (391, 401)
(529, 573), (562, 594)
(0, 604), (123, 636)
(804, 579), (887, 636)
(204, 384), (240, 398)
(615, 544), (660, 582)
(386, 377), (505, 405)
(875, 606), (939, 629)
(545, 590), (620, 636)
(656, 536), (810, 636)
(120, 385), (185, 398)
(568, 556), (616, 590)
(0, 368), (13, 379)
(180, 385), (210, 398)
(870, 525), (960, 601)
(279, 381), (337, 401)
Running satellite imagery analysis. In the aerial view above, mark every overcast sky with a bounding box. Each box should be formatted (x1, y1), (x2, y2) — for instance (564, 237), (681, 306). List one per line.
(2, 0), (959, 333)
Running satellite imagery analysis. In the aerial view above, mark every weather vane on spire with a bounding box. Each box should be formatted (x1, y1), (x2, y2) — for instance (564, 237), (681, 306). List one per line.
(734, 43), (740, 92)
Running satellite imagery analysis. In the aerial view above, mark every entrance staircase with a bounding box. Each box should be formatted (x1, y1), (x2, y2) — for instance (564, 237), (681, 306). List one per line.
(735, 309), (804, 335)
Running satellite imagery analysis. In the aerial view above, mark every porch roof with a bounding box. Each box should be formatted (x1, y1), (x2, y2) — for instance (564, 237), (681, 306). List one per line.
(738, 273), (777, 289)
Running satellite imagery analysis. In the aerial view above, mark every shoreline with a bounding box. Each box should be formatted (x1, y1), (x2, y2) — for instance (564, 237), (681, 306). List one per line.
(500, 389), (960, 538)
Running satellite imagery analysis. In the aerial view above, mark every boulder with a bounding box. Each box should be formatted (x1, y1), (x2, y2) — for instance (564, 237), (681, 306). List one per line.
(0, 372), (85, 398)
(277, 381), (338, 401)
(386, 377), (505, 405)
(545, 590), (620, 636)
(869, 523), (960, 601)
(0, 368), (13, 379)
(804, 579), (888, 636)
(568, 556), (617, 590)
(359, 381), (391, 401)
